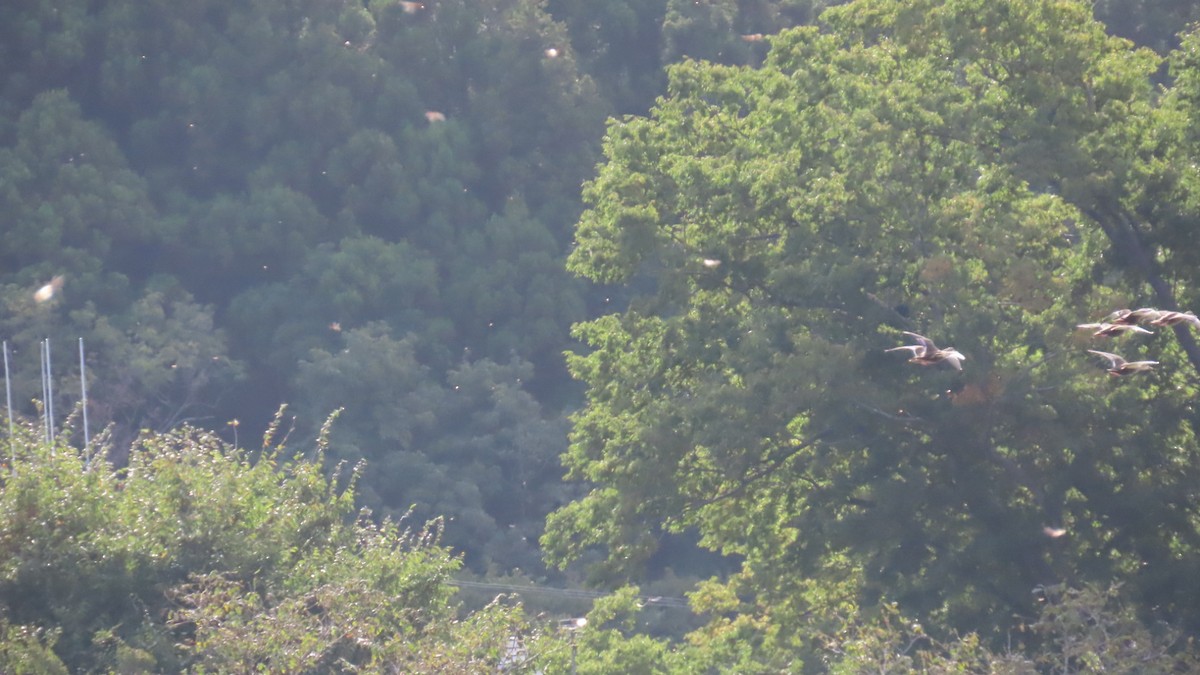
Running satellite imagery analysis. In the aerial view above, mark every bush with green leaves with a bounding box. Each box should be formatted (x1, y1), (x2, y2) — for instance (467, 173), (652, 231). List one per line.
(820, 583), (1198, 674)
(0, 414), (545, 673)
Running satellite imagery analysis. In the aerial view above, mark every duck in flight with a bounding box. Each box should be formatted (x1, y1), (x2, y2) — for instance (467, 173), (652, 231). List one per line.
(1086, 349), (1158, 376)
(887, 331), (966, 370)
(1149, 310), (1200, 329)
(1075, 322), (1154, 337)
(1105, 307), (1163, 325)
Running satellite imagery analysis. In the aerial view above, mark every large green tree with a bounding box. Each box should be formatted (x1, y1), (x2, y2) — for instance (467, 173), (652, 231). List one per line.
(546, 0), (1200, 665)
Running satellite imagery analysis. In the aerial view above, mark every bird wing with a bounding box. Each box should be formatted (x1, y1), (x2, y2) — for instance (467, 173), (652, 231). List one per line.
(1150, 311), (1184, 326)
(1086, 350), (1125, 368)
(940, 350), (965, 370)
(901, 331), (937, 352)
(885, 345), (923, 356)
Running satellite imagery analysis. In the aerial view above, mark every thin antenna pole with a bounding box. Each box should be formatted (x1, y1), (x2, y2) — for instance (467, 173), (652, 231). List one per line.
(79, 338), (89, 455)
(40, 340), (49, 443)
(4, 341), (13, 474)
(44, 339), (54, 441)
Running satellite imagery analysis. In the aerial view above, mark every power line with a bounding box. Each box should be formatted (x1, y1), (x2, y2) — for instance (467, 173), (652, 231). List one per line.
(447, 579), (691, 609)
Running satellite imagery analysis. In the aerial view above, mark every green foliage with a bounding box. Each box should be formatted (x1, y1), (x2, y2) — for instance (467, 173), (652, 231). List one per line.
(0, 280), (243, 455)
(0, 90), (161, 267)
(546, 0), (834, 113)
(1093, 0), (1200, 55)
(821, 584), (1198, 674)
(662, 0), (745, 64)
(0, 619), (68, 675)
(0, 0), (606, 574)
(173, 528), (530, 673)
(550, 0), (1200, 666)
(537, 587), (682, 674)
(0, 420), (343, 670)
(0, 418), (540, 673)
(292, 325), (570, 572)
(0, 0), (861, 589)
(9, 0), (1200, 668)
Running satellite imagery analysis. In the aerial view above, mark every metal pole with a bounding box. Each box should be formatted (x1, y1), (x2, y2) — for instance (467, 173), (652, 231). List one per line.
(40, 340), (49, 443)
(560, 618), (586, 675)
(3, 341), (13, 474)
(45, 339), (54, 441)
(79, 338), (89, 456)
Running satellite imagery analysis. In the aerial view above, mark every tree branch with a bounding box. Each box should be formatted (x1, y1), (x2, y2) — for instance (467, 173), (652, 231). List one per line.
(1085, 205), (1200, 377)
(682, 428), (838, 516)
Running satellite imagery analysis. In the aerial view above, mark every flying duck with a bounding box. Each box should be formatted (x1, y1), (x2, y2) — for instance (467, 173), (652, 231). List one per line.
(1148, 311), (1200, 329)
(1086, 349), (1158, 376)
(887, 331), (966, 370)
(1076, 322), (1154, 337)
(1105, 307), (1163, 325)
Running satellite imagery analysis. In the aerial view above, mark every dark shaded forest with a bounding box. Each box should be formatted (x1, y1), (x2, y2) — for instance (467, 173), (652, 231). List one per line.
(4, 0), (1200, 672)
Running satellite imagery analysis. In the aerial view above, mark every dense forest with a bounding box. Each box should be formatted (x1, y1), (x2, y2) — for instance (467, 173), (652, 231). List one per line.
(4, 0), (1200, 671)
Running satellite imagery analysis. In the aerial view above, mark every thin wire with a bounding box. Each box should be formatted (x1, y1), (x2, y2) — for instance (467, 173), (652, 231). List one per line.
(447, 579), (691, 609)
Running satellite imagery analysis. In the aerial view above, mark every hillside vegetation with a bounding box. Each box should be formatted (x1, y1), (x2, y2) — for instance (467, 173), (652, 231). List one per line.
(4, 0), (1200, 671)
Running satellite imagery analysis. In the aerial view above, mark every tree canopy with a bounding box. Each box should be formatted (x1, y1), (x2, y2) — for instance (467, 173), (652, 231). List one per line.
(0, 0), (610, 575)
(547, 0), (1200, 666)
(6, 0), (1200, 670)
